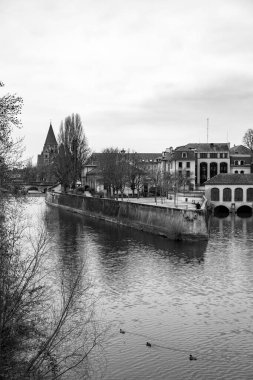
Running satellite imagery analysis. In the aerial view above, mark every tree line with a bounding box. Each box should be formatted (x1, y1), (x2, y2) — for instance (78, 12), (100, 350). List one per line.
(0, 82), (104, 379)
(96, 149), (193, 200)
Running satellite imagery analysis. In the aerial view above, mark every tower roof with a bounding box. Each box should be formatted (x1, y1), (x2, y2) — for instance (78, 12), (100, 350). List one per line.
(44, 123), (57, 147)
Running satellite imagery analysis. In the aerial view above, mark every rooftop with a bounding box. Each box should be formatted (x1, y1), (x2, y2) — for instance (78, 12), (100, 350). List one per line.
(205, 173), (253, 185)
(176, 143), (230, 152)
(230, 145), (251, 155)
(44, 123), (57, 147)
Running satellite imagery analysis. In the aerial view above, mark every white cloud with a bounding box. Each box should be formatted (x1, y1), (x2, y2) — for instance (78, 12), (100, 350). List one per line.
(1, 0), (253, 161)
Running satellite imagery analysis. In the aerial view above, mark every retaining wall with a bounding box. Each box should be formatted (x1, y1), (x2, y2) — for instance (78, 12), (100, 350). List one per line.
(46, 192), (209, 241)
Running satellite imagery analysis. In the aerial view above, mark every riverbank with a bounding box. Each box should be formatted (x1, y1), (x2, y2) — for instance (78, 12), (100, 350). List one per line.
(46, 192), (209, 241)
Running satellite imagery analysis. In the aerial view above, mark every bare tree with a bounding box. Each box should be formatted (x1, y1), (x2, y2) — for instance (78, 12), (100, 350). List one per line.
(146, 164), (162, 203)
(243, 129), (253, 152)
(127, 153), (147, 198)
(98, 147), (130, 198)
(0, 199), (104, 379)
(0, 86), (103, 378)
(54, 113), (90, 190)
(0, 82), (24, 189)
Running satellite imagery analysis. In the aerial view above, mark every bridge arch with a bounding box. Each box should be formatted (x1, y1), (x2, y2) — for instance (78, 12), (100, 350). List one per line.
(237, 205), (252, 217)
(27, 186), (39, 191)
(214, 205), (229, 218)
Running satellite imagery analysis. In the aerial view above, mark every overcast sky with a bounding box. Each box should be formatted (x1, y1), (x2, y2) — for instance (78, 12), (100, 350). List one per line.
(1, 0), (253, 162)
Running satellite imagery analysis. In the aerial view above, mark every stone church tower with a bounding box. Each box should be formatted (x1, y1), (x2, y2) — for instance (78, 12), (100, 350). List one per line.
(37, 123), (58, 167)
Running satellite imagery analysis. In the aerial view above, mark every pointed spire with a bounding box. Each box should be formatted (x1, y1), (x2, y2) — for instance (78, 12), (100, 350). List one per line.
(44, 122), (57, 147)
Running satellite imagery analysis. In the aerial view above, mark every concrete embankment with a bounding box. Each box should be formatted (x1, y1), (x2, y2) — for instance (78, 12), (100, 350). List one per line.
(45, 192), (209, 241)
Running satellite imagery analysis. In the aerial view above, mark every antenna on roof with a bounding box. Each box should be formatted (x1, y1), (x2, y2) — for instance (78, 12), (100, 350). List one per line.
(207, 118), (209, 143)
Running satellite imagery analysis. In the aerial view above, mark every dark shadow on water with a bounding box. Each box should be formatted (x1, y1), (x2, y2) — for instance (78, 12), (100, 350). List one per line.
(237, 206), (252, 218)
(45, 206), (208, 266)
(214, 205), (230, 218)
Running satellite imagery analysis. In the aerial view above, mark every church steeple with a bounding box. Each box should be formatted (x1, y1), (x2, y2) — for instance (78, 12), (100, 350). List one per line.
(44, 122), (57, 148)
(37, 122), (58, 167)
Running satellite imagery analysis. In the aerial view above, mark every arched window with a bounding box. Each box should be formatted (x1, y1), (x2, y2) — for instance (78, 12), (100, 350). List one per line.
(234, 188), (243, 202)
(223, 188), (231, 202)
(235, 171), (238, 174)
(220, 162), (228, 173)
(200, 162), (207, 184)
(211, 188), (220, 201)
(247, 188), (253, 202)
(240, 171), (244, 174)
(210, 162), (217, 178)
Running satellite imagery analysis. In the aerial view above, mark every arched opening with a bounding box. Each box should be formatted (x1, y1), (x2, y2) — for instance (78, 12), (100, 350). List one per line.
(27, 186), (39, 192)
(247, 188), (253, 201)
(210, 162), (217, 178)
(223, 188), (231, 202)
(237, 205), (252, 218)
(234, 188), (243, 202)
(214, 205), (229, 218)
(200, 162), (207, 185)
(211, 187), (220, 201)
(220, 162), (228, 173)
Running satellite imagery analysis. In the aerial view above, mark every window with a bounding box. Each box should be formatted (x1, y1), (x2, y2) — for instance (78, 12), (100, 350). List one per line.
(210, 162), (217, 178)
(247, 188), (253, 201)
(186, 170), (191, 177)
(182, 152), (187, 158)
(211, 188), (219, 201)
(186, 162), (190, 168)
(234, 160), (239, 166)
(210, 153), (217, 158)
(240, 171), (244, 174)
(235, 188), (243, 202)
(224, 153), (228, 158)
(179, 162), (182, 168)
(240, 160), (244, 165)
(235, 171), (238, 174)
(200, 162), (207, 184)
(200, 153), (208, 158)
(220, 162), (228, 173)
(220, 153), (224, 158)
(223, 188), (231, 202)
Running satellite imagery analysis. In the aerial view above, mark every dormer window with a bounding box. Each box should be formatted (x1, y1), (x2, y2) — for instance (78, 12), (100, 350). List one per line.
(182, 152), (187, 158)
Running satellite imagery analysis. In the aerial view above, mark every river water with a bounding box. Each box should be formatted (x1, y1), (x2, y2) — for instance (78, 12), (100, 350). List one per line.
(26, 198), (253, 379)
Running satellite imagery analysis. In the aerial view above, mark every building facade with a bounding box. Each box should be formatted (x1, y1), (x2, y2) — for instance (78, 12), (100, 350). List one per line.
(168, 143), (231, 187)
(229, 145), (252, 174)
(205, 173), (253, 212)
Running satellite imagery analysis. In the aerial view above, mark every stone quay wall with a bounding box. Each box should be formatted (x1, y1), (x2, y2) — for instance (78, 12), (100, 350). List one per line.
(45, 192), (209, 241)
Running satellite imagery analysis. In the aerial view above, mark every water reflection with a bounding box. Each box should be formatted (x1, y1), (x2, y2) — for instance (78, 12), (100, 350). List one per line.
(41, 201), (253, 380)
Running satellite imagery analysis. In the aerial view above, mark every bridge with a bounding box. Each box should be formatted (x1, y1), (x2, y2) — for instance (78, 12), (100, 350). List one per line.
(205, 173), (253, 216)
(19, 181), (56, 193)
